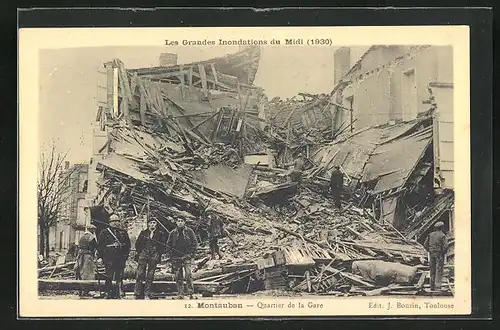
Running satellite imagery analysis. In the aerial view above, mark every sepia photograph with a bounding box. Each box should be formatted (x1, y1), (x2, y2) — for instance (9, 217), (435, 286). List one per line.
(19, 26), (470, 317)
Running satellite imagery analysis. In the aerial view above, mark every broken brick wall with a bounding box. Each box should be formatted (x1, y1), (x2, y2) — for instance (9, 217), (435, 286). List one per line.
(338, 46), (453, 131)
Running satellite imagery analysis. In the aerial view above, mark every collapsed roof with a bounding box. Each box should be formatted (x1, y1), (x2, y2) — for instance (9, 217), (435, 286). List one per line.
(311, 117), (433, 194)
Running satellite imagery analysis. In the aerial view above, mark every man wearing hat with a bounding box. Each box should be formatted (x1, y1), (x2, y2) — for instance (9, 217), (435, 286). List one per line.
(134, 217), (167, 299)
(97, 214), (131, 299)
(75, 224), (98, 297)
(329, 165), (344, 211)
(424, 221), (448, 291)
(166, 217), (198, 299)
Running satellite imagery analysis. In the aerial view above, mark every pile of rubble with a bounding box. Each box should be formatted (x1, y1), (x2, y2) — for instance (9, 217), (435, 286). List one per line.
(38, 48), (454, 297)
(39, 181), (453, 297)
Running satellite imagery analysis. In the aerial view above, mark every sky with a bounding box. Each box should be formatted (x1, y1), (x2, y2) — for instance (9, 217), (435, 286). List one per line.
(39, 45), (368, 164)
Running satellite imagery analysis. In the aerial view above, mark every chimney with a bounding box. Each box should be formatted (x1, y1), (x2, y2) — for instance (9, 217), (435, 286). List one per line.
(334, 47), (351, 84)
(65, 161), (70, 170)
(159, 53), (178, 67)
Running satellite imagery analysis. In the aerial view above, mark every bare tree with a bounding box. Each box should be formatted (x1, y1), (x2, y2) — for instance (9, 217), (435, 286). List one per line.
(37, 144), (75, 257)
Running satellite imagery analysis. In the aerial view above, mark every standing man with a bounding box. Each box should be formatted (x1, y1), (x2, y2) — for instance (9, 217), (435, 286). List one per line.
(424, 221), (448, 291)
(134, 218), (166, 300)
(329, 165), (344, 211)
(206, 213), (236, 260)
(98, 214), (131, 299)
(75, 224), (98, 297)
(289, 152), (305, 188)
(166, 217), (198, 299)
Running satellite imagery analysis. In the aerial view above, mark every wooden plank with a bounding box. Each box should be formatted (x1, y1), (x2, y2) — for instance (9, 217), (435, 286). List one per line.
(274, 225), (329, 249)
(151, 82), (160, 114)
(345, 226), (368, 240)
(340, 241), (425, 257)
(212, 110), (223, 141)
(305, 270), (312, 292)
(130, 72), (138, 97)
(156, 83), (167, 116)
(139, 79), (158, 116)
(192, 71), (235, 91)
(210, 63), (219, 83)
(197, 64), (208, 95)
(116, 65), (130, 117)
(359, 221), (375, 233)
(139, 91), (147, 125)
(192, 109), (220, 130)
(334, 268), (375, 287)
(179, 65), (185, 86)
(188, 66), (193, 86)
(415, 272), (427, 289)
(121, 66), (133, 102)
(364, 287), (392, 296)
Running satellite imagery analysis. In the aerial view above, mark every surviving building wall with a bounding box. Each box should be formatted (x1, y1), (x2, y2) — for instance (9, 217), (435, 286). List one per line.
(335, 46), (453, 131)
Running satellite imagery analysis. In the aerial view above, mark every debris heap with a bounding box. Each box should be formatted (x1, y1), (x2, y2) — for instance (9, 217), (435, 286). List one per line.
(38, 47), (454, 297)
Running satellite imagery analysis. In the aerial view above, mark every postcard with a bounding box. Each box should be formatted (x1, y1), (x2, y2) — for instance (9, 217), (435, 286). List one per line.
(19, 25), (470, 317)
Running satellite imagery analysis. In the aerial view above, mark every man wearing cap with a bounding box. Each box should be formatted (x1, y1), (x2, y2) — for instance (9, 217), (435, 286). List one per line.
(329, 165), (344, 211)
(75, 224), (98, 297)
(97, 214), (131, 299)
(134, 217), (167, 299)
(166, 217), (198, 299)
(424, 221), (448, 291)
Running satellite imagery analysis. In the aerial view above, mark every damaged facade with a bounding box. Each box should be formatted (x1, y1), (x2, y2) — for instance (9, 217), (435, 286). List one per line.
(321, 45), (455, 239)
(40, 45), (455, 298)
(48, 162), (91, 252)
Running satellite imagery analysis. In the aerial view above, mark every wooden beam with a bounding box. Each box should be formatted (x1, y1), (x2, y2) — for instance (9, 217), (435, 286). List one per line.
(191, 110), (220, 130)
(130, 72), (138, 97)
(139, 70), (189, 80)
(139, 91), (146, 125)
(179, 65), (185, 86)
(188, 66), (193, 86)
(210, 63), (219, 83)
(415, 272), (427, 289)
(121, 67), (133, 102)
(212, 110), (224, 141)
(191, 71), (235, 91)
(197, 64), (208, 95)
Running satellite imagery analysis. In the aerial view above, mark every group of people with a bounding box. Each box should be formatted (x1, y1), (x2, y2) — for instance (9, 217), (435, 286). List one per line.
(73, 209), (233, 300)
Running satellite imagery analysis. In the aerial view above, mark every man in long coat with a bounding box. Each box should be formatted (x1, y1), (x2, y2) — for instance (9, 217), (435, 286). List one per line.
(75, 224), (98, 297)
(424, 221), (448, 291)
(134, 218), (166, 299)
(97, 214), (131, 299)
(166, 217), (198, 299)
(330, 165), (344, 210)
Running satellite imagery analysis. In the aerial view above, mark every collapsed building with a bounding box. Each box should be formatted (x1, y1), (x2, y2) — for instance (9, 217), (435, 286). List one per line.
(39, 45), (455, 297)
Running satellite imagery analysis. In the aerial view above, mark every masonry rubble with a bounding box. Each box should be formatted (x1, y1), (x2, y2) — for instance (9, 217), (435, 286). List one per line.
(39, 47), (454, 297)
